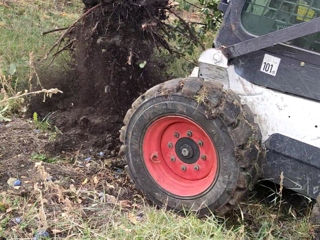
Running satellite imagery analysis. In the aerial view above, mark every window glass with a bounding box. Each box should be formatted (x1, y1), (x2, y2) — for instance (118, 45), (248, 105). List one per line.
(241, 0), (320, 53)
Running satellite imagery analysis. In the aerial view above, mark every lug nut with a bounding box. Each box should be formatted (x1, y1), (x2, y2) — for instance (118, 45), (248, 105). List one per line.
(170, 156), (176, 162)
(174, 132), (180, 138)
(198, 140), (204, 147)
(181, 165), (187, 171)
(181, 148), (190, 157)
(201, 155), (207, 161)
(194, 165), (200, 171)
(187, 130), (192, 137)
(168, 142), (173, 148)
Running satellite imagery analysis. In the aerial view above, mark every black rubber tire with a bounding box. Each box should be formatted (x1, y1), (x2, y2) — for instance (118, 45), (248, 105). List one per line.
(120, 78), (263, 215)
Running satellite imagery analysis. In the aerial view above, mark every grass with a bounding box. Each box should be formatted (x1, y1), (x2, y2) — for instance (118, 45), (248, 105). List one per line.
(0, 185), (314, 239)
(31, 153), (58, 164)
(0, 0), (81, 85)
(0, 0), (82, 118)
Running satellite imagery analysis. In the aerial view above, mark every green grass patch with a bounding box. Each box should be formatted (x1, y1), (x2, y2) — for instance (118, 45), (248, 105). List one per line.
(31, 153), (58, 163)
(0, 0), (81, 118)
(0, 0), (81, 86)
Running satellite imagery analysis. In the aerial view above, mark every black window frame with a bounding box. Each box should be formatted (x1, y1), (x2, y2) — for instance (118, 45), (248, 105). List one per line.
(227, 0), (320, 65)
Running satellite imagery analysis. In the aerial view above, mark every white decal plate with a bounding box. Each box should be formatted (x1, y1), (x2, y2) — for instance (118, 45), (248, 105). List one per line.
(260, 54), (281, 76)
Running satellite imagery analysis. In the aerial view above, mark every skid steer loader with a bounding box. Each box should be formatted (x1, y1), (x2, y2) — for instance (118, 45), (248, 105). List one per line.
(120, 0), (320, 215)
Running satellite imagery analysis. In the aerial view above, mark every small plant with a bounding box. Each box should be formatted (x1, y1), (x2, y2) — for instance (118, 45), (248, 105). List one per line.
(33, 112), (52, 132)
(194, 87), (208, 104)
(32, 112), (62, 141)
(31, 153), (58, 164)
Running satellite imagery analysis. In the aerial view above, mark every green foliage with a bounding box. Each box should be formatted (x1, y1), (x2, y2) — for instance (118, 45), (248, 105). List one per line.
(33, 112), (39, 123)
(33, 112), (51, 131)
(162, 0), (223, 77)
(198, 0), (223, 32)
(32, 112), (61, 141)
(31, 153), (58, 163)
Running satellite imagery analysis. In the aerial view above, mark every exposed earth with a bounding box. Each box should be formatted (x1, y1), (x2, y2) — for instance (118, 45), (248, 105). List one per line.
(0, 118), (143, 238)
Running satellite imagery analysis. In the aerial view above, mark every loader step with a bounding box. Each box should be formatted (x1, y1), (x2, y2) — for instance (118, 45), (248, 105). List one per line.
(263, 134), (320, 199)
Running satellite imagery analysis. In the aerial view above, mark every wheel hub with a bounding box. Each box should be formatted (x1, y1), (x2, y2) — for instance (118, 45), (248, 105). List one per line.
(175, 138), (200, 164)
(143, 116), (219, 197)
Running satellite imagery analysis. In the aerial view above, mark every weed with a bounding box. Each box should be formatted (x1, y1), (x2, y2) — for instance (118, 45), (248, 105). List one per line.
(33, 112), (51, 131)
(31, 153), (58, 164)
(32, 112), (62, 141)
(195, 86), (209, 104)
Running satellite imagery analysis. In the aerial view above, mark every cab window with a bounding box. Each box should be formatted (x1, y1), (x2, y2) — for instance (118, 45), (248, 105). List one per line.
(241, 0), (320, 53)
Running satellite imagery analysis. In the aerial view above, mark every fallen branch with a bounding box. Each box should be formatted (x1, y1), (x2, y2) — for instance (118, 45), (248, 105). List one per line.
(0, 88), (63, 105)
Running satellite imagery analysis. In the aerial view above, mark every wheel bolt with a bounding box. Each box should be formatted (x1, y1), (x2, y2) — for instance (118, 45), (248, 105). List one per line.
(198, 140), (204, 147)
(174, 132), (180, 138)
(181, 165), (187, 171)
(170, 156), (176, 162)
(201, 155), (207, 161)
(168, 142), (173, 148)
(187, 130), (192, 137)
(194, 165), (200, 171)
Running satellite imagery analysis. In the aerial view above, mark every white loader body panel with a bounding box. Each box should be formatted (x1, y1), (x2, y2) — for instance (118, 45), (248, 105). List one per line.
(198, 49), (320, 148)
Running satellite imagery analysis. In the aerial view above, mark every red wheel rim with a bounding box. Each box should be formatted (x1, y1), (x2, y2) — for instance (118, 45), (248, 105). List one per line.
(143, 116), (218, 197)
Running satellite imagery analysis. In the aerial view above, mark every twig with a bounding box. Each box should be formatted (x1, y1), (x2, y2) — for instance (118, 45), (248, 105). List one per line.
(0, 88), (63, 104)
(44, 3), (103, 59)
(47, 40), (75, 67)
(42, 27), (69, 36)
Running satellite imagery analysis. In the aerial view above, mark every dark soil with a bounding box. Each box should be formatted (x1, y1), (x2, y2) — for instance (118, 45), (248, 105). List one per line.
(0, 119), (137, 197)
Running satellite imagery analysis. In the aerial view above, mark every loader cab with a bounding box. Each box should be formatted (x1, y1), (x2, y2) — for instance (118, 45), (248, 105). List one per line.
(216, 0), (320, 102)
(212, 0), (320, 200)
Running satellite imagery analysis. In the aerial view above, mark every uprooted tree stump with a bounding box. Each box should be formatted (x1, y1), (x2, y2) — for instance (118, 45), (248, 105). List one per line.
(34, 0), (201, 156)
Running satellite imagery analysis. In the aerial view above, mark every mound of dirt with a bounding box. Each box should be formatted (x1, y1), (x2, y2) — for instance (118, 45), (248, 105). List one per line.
(29, 0), (178, 156)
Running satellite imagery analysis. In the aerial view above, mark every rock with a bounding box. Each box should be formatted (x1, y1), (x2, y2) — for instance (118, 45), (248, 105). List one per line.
(14, 217), (22, 224)
(46, 176), (54, 182)
(98, 192), (104, 199)
(98, 152), (104, 157)
(13, 179), (22, 187)
(7, 178), (18, 187)
(33, 230), (50, 240)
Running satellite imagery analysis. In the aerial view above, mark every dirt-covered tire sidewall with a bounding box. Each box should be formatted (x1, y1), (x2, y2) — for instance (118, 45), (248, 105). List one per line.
(121, 78), (262, 215)
(126, 95), (239, 213)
